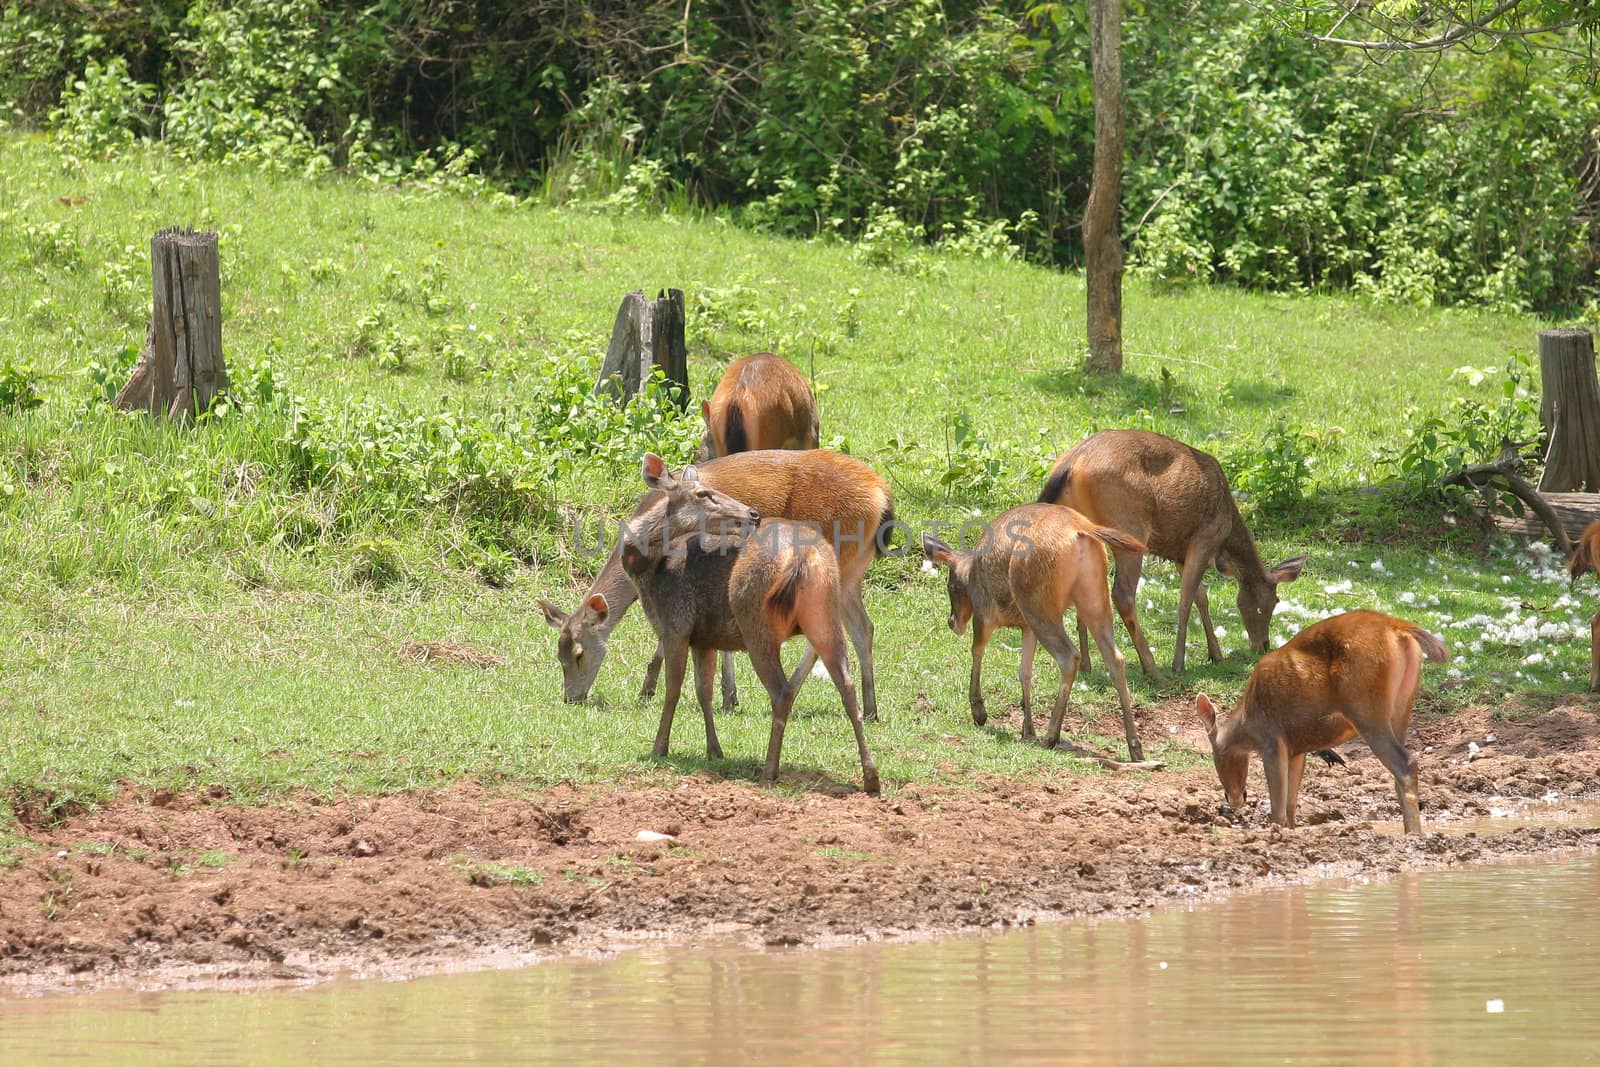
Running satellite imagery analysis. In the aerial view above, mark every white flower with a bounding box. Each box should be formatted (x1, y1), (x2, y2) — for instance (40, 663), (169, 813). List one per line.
(1371, 559), (1387, 574)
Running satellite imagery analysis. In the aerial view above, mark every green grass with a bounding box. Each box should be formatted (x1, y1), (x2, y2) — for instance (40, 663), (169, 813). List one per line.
(0, 133), (1591, 822)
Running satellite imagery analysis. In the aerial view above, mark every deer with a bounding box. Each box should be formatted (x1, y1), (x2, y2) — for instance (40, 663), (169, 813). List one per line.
(1195, 610), (1448, 836)
(1038, 428), (1306, 675)
(922, 503), (1152, 765)
(1567, 519), (1600, 691)
(697, 352), (819, 461)
(612, 452), (879, 794)
(541, 449), (893, 717)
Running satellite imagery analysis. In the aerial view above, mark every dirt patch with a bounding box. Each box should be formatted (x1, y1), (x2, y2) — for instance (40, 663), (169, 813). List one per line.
(2, 703), (1598, 994)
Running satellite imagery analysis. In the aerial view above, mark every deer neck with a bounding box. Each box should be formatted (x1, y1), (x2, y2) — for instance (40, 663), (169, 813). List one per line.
(1219, 514), (1268, 588)
(588, 545), (639, 634)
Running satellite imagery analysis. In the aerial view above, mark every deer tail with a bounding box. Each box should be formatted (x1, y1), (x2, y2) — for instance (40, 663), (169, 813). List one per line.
(1569, 524), (1600, 582)
(1404, 624), (1449, 664)
(872, 501), (897, 557)
(724, 401), (748, 455)
(1083, 523), (1147, 556)
(1038, 458), (1071, 505)
(768, 553), (809, 615)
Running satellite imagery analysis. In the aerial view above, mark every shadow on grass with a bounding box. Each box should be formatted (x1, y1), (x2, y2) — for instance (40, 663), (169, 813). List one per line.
(654, 752), (870, 797)
(1222, 377), (1296, 406)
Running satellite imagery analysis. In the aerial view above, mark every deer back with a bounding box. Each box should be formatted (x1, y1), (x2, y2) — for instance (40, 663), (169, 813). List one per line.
(702, 353), (819, 458)
(697, 449), (891, 574)
(1040, 428), (1238, 564)
(1233, 610), (1446, 755)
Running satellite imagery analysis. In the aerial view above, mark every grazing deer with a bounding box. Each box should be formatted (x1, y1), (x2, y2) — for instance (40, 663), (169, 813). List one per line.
(1568, 519), (1600, 691)
(541, 449), (892, 717)
(698, 352), (819, 461)
(1039, 428), (1306, 674)
(1195, 610), (1447, 835)
(923, 503), (1148, 763)
(613, 453), (879, 794)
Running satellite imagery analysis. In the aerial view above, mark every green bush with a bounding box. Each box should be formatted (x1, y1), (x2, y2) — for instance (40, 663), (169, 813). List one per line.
(3, 1), (1595, 312)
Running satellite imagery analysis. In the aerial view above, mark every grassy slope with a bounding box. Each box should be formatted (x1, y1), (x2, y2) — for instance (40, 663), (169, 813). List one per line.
(0, 134), (1584, 814)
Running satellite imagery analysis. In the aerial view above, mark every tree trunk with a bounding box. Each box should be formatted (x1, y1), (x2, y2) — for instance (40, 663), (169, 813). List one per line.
(1537, 327), (1600, 493)
(114, 227), (227, 424)
(595, 288), (688, 407)
(1083, 0), (1124, 376)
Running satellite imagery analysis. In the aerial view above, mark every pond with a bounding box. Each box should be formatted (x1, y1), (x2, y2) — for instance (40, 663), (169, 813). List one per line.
(4, 849), (1597, 1065)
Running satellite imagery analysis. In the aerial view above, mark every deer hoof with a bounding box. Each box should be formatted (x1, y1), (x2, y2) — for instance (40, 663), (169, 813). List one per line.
(971, 703), (987, 727)
(862, 771), (881, 796)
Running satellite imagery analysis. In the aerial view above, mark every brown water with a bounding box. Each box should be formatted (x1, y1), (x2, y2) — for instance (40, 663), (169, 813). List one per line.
(3, 852), (1599, 1066)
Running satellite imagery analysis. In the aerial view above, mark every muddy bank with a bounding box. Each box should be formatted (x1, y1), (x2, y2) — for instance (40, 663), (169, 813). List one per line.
(3, 700), (1598, 994)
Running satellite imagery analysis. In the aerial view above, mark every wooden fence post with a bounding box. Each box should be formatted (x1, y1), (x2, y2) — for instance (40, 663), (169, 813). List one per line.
(114, 227), (227, 424)
(595, 288), (688, 407)
(1537, 327), (1600, 493)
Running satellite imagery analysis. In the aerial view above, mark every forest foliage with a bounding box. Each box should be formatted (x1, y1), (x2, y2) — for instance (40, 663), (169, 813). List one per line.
(2, 0), (1597, 313)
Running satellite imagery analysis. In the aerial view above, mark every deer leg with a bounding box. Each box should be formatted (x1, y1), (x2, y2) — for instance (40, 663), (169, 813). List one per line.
(640, 640), (665, 700)
(968, 621), (995, 727)
(1075, 617), (1092, 676)
(814, 628), (880, 796)
(1110, 549), (1158, 675)
(1018, 628), (1038, 742)
(1195, 584), (1223, 663)
(1367, 731), (1424, 835)
(719, 652), (738, 711)
(1590, 612), (1599, 692)
(783, 645), (816, 696)
(1285, 752), (1307, 828)
(1261, 739), (1290, 827)
(1084, 609), (1142, 762)
(840, 585), (879, 722)
(692, 645), (724, 761)
(745, 628), (795, 789)
(1173, 544), (1213, 674)
(1022, 612), (1081, 751)
(651, 640), (691, 758)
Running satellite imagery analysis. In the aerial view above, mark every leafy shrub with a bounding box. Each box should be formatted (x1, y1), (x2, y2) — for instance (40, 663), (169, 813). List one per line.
(1225, 420), (1337, 517)
(51, 57), (153, 154)
(1382, 356), (1541, 495)
(0, 362), (44, 413)
(6, 0), (1596, 312)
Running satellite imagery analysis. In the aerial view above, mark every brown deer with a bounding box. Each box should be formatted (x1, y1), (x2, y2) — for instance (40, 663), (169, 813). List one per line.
(541, 449), (892, 716)
(613, 453), (879, 794)
(1039, 428), (1306, 674)
(1195, 610), (1447, 835)
(1568, 519), (1600, 691)
(922, 503), (1149, 763)
(698, 352), (819, 461)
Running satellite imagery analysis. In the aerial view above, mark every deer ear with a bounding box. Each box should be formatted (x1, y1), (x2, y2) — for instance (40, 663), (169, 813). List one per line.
(1268, 554), (1307, 585)
(1214, 554), (1236, 578)
(583, 593), (609, 625)
(680, 464), (701, 484)
(700, 400), (712, 424)
(641, 453), (669, 488)
(1195, 693), (1219, 737)
(539, 599), (569, 628)
(921, 534), (956, 566)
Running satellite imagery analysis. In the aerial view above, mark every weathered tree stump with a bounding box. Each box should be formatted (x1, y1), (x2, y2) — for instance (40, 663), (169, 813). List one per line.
(1537, 327), (1600, 493)
(114, 227), (227, 424)
(595, 288), (688, 407)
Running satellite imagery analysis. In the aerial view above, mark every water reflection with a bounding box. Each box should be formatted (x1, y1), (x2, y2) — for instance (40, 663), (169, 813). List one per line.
(3, 855), (1598, 1065)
